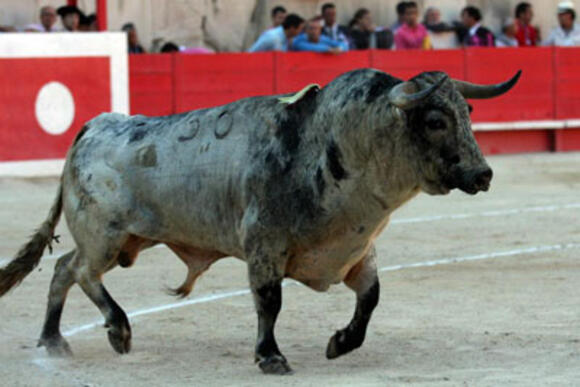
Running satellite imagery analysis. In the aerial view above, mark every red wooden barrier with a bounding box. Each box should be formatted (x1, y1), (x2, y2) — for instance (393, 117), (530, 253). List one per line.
(174, 52), (275, 112)
(129, 54), (174, 116)
(371, 49), (464, 80)
(465, 47), (554, 122)
(554, 47), (580, 119)
(0, 57), (110, 161)
(275, 51), (371, 93)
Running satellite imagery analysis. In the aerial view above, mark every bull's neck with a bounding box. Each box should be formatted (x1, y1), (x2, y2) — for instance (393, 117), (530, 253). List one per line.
(318, 100), (422, 217)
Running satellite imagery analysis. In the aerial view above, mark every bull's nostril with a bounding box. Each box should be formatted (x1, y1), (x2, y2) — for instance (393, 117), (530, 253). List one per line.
(475, 168), (493, 186)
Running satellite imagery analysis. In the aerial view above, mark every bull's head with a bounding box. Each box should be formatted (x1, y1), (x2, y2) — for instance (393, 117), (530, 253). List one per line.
(387, 70), (521, 195)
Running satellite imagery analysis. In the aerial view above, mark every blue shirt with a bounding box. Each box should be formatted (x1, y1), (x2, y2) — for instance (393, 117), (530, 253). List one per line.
(291, 33), (349, 53)
(248, 26), (288, 52)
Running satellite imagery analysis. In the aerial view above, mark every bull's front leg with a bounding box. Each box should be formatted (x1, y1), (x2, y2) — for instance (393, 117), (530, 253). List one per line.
(326, 245), (380, 359)
(246, 239), (292, 374)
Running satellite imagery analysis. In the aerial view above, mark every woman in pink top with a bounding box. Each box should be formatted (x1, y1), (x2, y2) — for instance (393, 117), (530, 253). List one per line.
(394, 1), (431, 50)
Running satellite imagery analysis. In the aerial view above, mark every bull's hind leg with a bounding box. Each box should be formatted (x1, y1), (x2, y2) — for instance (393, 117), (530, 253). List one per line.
(38, 250), (76, 356)
(245, 236), (292, 375)
(326, 246), (380, 359)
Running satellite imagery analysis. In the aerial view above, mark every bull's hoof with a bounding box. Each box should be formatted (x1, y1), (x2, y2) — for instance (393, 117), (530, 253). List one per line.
(107, 324), (131, 354)
(257, 355), (293, 375)
(326, 329), (363, 360)
(38, 335), (73, 357)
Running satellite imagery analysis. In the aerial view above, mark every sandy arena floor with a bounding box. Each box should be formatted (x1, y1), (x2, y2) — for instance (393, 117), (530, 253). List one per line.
(0, 152), (579, 386)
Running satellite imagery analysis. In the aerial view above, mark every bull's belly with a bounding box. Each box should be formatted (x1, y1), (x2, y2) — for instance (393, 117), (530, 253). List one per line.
(285, 241), (371, 291)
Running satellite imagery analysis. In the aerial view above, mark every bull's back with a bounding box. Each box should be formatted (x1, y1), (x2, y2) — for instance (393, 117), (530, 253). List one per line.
(64, 97), (282, 254)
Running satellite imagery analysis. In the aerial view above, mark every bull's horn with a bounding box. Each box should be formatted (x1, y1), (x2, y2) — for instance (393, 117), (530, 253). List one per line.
(387, 75), (448, 110)
(452, 70), (522, 99)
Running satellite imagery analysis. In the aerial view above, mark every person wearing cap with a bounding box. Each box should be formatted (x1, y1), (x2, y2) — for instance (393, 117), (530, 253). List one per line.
(57, 5), (83, 32)
(514, 2), (539, 46)
(24, 6), (59, 32)
(544, 1), (580, 46)
(496, 18), (519, 47)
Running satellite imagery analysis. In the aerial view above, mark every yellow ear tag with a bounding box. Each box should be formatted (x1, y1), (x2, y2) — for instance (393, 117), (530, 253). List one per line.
(278, 83), (321, 105)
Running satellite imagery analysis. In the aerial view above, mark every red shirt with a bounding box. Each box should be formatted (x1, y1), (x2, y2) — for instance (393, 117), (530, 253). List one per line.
(515, 20), (539, 46)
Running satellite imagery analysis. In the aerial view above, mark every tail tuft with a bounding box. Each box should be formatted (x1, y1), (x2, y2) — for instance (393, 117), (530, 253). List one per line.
(0, 185), (63, 297)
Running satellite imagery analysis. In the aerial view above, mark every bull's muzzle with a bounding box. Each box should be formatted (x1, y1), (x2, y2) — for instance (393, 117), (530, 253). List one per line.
(460, 168), (493, 194)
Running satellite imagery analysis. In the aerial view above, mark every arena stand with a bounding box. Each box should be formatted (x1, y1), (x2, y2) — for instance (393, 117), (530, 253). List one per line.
(1, 44), (580, 167)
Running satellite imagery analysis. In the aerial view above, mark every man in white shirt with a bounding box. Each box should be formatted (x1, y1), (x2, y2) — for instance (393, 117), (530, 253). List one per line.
(24, 6), (59, 32)
(320, 3), (349, 46)
(249, 14), (305, 52)
(544, 1), (580, 46)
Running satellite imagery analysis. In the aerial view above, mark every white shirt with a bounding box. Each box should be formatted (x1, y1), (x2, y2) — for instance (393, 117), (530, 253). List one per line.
(544, 24), (580, 46)
(248, 26), (288, 52)
(468, 23), (481, 37)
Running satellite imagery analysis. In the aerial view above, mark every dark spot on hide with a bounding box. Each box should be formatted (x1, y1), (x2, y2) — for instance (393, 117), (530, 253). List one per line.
(365, 72), (401, 104)
(358, 226), (365, 234)
(118, 251), (132, 268)
(316, 167), (325, 196)
(215, 111), (233, 139)
(128, 129), (147, 143)
(135, 145), (157, 168)
(136, 122), (146, 127)
(326, 140), (347, 181)
(276, 113), (300, 154)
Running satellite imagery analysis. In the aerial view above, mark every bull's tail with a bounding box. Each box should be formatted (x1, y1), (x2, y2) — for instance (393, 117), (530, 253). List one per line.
(0, 183), (63, 297)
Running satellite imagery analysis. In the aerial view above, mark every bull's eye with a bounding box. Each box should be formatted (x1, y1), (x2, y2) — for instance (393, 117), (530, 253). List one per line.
(426, 118), (446, 131)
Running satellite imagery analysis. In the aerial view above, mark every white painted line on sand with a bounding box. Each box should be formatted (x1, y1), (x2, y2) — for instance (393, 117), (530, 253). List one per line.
(60, 242), (580, 338)
(3, 202), (579, 267)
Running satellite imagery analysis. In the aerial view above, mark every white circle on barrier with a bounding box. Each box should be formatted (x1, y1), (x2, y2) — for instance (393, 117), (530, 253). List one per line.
(35, 81), (75, 135)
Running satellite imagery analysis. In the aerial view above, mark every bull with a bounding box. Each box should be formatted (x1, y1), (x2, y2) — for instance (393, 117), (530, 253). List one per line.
(0, 68), (520, 374)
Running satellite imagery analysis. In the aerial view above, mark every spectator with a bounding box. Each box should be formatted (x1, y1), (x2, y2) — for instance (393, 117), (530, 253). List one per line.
(271, 6), (287, 29)
(0, 25), (16, 32)
(391, 1), (408, 32)
(515, 2), (539, 46)
(122, 23), (146, 54)
(57, 5), (83, 32)
(161, 42), (180, 53)
(544, 1), (580, 46)
(79, 13), (98, 31)
(349, 8), (394, 50)
(394, 2), (431, 50)
(248, 14), (305, 52)
(459, 6), (495, 47)
(24, 6), (59, 32)
(423, 7), (454, 33)
(496, 18), (519, 47)
(291, 16), (348, 53)
(320, 3), (349, 47)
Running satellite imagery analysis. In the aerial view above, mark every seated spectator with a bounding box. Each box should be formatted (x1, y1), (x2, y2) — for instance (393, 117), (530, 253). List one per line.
(515, 2), (540, 46)
(544, 1), (580, 46)
(496, 18), (519, 47)
(321, 3), (349, 47)
(423, 7), (454, 33)
(459, 6), (495, 47)
(292, 16), (348, 53)
(122, 23), (146, 54)
(80, 13), (98, 31)
(394, 2), (431, 50)
(248, 14), (305, 52)
(349, 8), (393, 50)
(161, 42), (180, 53)
(0, 25), (16, 32)
(270, 6), (287, 29)
(390, 1), (408, 32)
(24, 6), (59, 32)
(57, 5), (83, 32)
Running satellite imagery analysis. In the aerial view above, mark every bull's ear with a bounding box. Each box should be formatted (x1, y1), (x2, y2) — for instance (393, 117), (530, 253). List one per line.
(278, 83), (320, 109)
